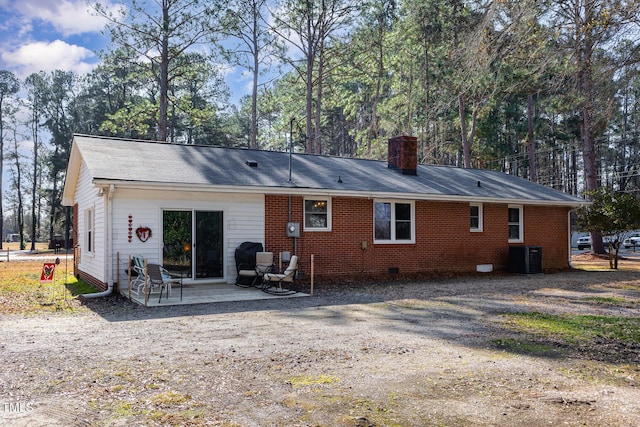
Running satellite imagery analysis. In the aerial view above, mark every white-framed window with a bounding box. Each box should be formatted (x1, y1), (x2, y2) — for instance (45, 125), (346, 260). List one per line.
(470, 203), (483, 232)
(508, 205), (523, 243)
(85, 207), (94, 254)
(304, 197), (332, 231)
(374, 200), (415, 244)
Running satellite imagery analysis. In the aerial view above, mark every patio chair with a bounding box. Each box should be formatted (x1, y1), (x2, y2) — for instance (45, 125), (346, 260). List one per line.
(234, 242), (264, 286)
(236, 252), (274, 287)
(128, 255), (146, 295)
(262, 255), (298, 295)
(143, 263), (179, 303)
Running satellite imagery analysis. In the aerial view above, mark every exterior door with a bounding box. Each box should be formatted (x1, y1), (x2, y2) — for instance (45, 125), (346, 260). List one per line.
(162, 210), (192, 278)
(195, 211), (224, 279)
(163, 210), (224, 280)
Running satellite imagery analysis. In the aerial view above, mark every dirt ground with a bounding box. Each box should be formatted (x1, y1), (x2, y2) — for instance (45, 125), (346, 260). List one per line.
(1, 264), (640, 426)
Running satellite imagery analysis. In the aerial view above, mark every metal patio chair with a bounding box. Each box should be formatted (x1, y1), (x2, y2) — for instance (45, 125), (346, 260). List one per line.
(236, 252), (274, 287)
(144, 263), (179, 303)
(262, 255), (298, 295)
(128, 255), (146, 296)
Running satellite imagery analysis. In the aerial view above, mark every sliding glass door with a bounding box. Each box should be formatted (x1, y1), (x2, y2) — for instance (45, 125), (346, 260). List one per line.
(162, 210), (224, 280)
(162, 210), (192, 277)
(195, 211), (223, 279)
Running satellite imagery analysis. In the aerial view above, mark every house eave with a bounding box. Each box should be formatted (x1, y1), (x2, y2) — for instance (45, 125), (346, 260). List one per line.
(61, 141), (83, 206)
(92, 179), (587, 208)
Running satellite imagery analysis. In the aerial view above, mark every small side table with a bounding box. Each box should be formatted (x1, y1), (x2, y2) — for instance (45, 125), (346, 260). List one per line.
(165, 270), (186, 302)
(174, 272), (185, 301)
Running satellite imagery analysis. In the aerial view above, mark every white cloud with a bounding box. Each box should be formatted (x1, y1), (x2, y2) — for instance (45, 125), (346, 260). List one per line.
(215, 63), (236, 79)
(12, 0), (117, 36)
(1, 40), (96, 77)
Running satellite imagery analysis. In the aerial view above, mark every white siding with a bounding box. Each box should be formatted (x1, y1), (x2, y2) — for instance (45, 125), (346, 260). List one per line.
(75, 161), (106, 283)
(111, 188), (264, 286)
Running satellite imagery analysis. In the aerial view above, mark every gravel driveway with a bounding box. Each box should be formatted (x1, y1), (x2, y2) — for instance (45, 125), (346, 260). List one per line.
(1, 269), (639, 426)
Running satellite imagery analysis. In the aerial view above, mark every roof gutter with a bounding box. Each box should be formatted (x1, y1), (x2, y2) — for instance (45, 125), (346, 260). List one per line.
(90, 179), (588, 208)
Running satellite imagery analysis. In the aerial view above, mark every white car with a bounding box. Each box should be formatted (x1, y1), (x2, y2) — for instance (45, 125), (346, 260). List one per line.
(623, 234), (640, 248)
(576, 235), (616, 250)
(577, 236), (591, 250)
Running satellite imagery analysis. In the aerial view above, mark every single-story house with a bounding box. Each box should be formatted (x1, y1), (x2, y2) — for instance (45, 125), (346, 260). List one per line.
(62, 134), (585, 296)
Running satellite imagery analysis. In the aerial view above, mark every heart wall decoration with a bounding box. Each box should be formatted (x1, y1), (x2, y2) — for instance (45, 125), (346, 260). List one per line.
(135, 226), (152, 242)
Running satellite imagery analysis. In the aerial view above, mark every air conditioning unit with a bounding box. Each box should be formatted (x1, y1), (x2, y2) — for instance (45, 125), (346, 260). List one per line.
(509, 246), (542, 274)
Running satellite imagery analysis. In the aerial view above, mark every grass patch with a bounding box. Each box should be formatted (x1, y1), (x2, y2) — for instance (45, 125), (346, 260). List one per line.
(151, 390), (191, 406)
(562, 361), (640, 386)
(582, 296), (636, 306)
(497, 312), (640, 363)
(571, 255), (640, 272)
(148, 408), (207, 425)
(505, 312), (640, 344)
(1, 242), (49, 251)
(288, 374), (339, 388)
(112, 401), (139, 417)
(0, 261), (97, 314)
(571, 262), (612, 271)
(491, 338), (564, 357)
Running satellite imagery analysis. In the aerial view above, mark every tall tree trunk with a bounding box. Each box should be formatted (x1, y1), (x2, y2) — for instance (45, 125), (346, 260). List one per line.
(250, 5), (259, 150)
(405, 60), (414, 134)
(303, 2), (315, 154)
(30, 128), (38, 251)
(305, 42), (314, 153)
(250, 51), (259, 149)
(458, 94), (476, 168)
(620, 67), (629, 191)
(0, 71), (19, 250)
(368, 24), (385, 155)
(527, 93), (538, 182)
(36, 166), (43, 244)
(580, 40), (604, 253)
(9, 128), (24, 249)
(423, 40), (430, 163)
(49, 168), (58, 244)
(0, 97), (3, 251)
(158, 1), (170, 142)
(314, 45), (325, 155)
(572, 143), (578, 195)
(459, 94), (469, 167)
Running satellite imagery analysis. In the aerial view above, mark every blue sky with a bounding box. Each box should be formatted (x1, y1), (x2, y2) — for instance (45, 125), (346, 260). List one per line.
(0, 0), (260, 218)
(0, 0), (114, 78)
(0, 0), (119, 208)
(0, 0), (255, 97)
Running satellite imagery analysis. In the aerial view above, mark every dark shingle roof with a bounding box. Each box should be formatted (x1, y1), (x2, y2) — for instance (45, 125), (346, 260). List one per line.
(69, 135), (584, 206)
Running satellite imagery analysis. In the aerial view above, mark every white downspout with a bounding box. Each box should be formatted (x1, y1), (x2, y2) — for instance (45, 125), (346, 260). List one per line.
(82, 184), (115, 298)
(568, 209), (575, 269)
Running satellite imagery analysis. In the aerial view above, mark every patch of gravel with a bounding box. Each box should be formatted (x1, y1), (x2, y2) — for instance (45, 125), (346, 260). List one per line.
(1, 269), (640, 426)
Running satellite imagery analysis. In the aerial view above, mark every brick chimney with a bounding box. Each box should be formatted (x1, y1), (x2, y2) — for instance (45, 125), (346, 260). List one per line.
(388, 135), (418, 175)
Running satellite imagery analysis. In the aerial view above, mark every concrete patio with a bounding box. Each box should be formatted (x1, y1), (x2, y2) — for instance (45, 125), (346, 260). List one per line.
(120, 282), (308, 307)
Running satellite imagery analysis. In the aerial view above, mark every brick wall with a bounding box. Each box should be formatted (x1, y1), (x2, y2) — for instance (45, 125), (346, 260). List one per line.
(265, 195), (571, 283)
(522, 205), (570, 269)
(77, 270), (107, 292)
